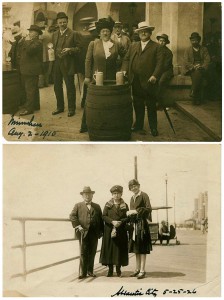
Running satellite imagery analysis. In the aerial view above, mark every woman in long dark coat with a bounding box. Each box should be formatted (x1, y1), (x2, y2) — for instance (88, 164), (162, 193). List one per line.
(100, 185), (129, 277)
(127, 179), (152, 279)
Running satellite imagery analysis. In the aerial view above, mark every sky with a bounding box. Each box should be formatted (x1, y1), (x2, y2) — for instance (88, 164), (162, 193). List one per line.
(3, 144), (220, 223)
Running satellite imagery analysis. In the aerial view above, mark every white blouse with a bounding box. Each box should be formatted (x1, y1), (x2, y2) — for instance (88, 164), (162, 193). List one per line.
(102, 40), (114, 59)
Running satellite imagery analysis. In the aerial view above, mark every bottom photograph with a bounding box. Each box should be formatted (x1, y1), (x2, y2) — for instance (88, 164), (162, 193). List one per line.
(3, 144), (221, 297)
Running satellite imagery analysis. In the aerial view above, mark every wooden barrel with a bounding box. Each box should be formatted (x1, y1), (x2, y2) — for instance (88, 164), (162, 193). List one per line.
(86, 81), (133, 141)
(3, 68), (20, 114)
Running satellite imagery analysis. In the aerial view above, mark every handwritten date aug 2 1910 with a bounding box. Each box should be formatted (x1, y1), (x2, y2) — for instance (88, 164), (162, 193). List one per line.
(7, 115), (56, 140)
(111, 286), (197, 297)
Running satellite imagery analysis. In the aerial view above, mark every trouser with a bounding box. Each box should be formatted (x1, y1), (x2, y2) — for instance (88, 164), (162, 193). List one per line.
(157, 72), (173, 106)
(190, 69), (206, 103)
(22, 75), (40, 112)
(132, 76), (157, 130)
(80, 106), (87, 130)
(79, 227), (98, 276)
(54, 59), (76, 112)
(17, 70), (26, 105)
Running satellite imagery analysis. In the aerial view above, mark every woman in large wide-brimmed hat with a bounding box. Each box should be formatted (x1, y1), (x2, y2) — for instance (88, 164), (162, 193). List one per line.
(100, 185), (129, 277)
(127, 179), (152, 279)
(84, 16), (124, 83)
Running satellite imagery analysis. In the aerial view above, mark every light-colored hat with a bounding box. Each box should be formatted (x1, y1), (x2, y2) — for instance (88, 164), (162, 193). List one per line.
(80, 186), (95, 195)
(114, 21), (122, 27)
(88, 22), (96, 32)
(135, 21), (155, 33)
(156, 33), (170, 44)
(12, 25), (22, 37)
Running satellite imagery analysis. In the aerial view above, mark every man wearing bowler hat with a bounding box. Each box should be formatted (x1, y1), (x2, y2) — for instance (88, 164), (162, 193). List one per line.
(52, 12), (81, 117)
(69, 187), (104, 279)
(19, 25), (43, 116)
(156, 33), (174, 109)
(183, 32), (210, 105)
(122, 21), (164, 137)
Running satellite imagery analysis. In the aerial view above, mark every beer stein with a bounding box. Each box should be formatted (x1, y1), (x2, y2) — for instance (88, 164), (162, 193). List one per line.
(93, 71), (104, 86)
(116, 71), (124, 85)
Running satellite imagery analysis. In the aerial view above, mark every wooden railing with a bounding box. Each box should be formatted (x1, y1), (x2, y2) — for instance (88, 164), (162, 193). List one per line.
(11, 217), (100, 281)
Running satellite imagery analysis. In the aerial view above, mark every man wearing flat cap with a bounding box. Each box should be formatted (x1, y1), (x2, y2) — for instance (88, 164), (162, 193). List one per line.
(52, 12), (81, 117)
(69, 186), (104, 279)
(156, 33), (174, 109)
(183, 32), (210, 105)
(122, 21), (164, 137)
(19, 25), (43, 116)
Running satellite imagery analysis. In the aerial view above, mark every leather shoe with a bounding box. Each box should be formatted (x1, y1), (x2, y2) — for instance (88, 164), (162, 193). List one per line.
(68, 111), (75, 117)
(78, 274), (87, 279)
(130, 270), (140, 277)
(52, 109), (64, 115)
(19, 110), (33, 116)
(107, 271), (113, 277)
(151, 128), (158, 137)
(79, 128), (88, 133)
(88, 272), (96, 277)
(137, 272), (145, 279)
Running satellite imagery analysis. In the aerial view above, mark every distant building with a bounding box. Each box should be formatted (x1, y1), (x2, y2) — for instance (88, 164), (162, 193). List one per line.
(191, 191), (208, 228)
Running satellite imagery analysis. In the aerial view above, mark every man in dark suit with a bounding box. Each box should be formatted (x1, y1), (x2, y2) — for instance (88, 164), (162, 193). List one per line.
(122, 22), (164, 136)
(183, 32), (210, 105)
(52, 12), (81, 117)
(19, 25), (43, 116)
(69, 186), (104, 279)
(156, 33), (174, 109)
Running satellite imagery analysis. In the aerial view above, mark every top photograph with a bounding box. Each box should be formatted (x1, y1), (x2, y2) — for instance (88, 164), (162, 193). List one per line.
(2, 2), (222, 142)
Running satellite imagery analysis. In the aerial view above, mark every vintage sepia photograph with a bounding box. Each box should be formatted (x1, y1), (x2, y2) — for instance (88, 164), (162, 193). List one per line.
(3, 144), (221, 297)
(2, 2), (222, 142)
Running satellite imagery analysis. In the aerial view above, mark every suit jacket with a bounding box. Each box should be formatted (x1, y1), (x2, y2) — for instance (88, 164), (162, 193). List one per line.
(8, 36), (25, 69)
(162, 45), (174, 77)
(183, 45), (210, 75)
(19, 38), (43, 76)
(130, 191), (152, 221)
(85, 39), (122, 80)
(122, 40), (164, 90)
(70, 201), (104, 239)
(52, 28), (81, 75)
(111, 33), (131, 53)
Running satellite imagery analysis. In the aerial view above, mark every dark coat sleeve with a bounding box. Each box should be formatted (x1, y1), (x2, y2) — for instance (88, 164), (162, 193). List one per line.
(152, 44), (164, 79)
(26, 39), (43, 56)
(69, 204), (80, 228)
(136, 192), (152, 221)
(85, 40), (94, 78)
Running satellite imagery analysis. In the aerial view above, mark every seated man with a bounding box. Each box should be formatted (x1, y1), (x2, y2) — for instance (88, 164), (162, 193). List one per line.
(183, 32), (210, 105)
(156, 33), (174, 109)
(159, 220), (170, 245)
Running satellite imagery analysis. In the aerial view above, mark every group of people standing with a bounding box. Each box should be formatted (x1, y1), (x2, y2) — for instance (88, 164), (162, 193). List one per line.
(69, 179), (152, 279)
(8, 12), (214, 137)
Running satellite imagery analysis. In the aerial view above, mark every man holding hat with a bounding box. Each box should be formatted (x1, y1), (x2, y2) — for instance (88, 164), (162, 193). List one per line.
(183, 32), (210, 105)
(122, 21), (164, 137)
(52, 12), (81, 117)
(69, 186), (104, 279)
(8, 25), (26, 107)
(19, 25), (43, 116)
(156, 33), (173, 109)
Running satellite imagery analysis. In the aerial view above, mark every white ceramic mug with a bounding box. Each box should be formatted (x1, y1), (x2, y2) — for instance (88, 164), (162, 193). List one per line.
(93, 72), (104, 86)
(116, 71), (124, 85)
